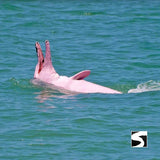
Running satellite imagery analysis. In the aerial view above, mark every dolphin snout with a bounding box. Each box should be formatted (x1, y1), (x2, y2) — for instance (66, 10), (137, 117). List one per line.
(35, 42), (40, 48)
(45, 40), (50, 46)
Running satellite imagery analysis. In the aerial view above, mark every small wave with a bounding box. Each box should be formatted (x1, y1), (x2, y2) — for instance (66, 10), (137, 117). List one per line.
(9, 77), (37, 90)
(128, 80), (160, 93)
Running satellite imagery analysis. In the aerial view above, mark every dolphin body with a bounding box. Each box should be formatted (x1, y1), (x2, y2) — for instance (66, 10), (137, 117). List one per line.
(34, 40), (122, 94)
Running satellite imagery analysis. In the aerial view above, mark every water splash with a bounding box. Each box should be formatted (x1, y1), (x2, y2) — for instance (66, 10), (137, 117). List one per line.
(128, 80), (160, 93)
(9, 77), (35, 90)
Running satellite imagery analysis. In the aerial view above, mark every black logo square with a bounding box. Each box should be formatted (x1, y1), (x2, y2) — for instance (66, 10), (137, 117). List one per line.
(131, 131), (147, 148)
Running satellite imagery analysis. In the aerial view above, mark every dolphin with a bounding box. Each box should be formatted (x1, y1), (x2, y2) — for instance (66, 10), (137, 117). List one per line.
(33, 40), (122, 94)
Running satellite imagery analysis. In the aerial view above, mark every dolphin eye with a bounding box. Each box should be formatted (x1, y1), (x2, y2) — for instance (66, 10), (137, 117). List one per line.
(42, 59), (44, 63)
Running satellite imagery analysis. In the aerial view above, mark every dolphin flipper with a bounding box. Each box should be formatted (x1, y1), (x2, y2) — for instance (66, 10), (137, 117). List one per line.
(71, 70), (91, 80)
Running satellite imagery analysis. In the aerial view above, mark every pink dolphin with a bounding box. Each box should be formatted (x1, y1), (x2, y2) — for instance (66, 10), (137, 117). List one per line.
(34, 40), (122, 94)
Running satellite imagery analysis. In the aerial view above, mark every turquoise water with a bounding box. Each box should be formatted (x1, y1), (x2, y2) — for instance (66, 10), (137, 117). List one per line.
(1, 0), (160, 159)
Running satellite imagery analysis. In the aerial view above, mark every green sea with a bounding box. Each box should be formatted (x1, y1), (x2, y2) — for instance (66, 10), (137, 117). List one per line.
(1, 0), (160, 159)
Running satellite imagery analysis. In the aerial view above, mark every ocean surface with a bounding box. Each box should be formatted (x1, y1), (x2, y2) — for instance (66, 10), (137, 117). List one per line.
(0, 0), (160, 159)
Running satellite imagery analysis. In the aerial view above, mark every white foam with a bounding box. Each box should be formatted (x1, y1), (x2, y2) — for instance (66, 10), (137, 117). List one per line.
(128, 80), (160, 93)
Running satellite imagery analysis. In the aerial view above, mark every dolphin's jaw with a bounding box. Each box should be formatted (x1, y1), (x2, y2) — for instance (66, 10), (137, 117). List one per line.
(34, 40), (57, 79)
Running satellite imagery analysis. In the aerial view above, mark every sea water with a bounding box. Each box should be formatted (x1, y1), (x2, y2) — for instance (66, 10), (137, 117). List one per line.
(0, 0), (160, 159)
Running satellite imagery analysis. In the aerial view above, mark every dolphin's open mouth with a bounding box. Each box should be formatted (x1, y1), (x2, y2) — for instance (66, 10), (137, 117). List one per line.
(35, 42), (44, 73)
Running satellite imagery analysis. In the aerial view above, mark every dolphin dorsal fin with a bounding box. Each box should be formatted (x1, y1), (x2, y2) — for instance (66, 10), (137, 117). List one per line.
(71, 70), (91, 80)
